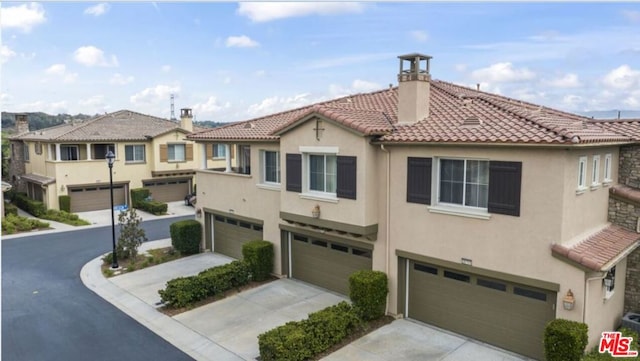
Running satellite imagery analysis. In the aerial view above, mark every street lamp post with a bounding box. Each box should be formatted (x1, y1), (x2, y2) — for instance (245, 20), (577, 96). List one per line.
(106, 150), (118, 269)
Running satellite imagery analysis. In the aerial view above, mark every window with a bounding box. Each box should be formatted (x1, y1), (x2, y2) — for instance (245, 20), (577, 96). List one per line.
(93, 143), (116, 160)
(125, 145), (145, 163)
(439, 159), (489, 208)
(23, 143), (30, 161)
(407, 157), (432, 204)
(168, 144), (186, 162)
(309, 154), (337, 194)
(61, 145), (79, 161)
(213, 144), (226, 158)
(35, 142), (42, 155)
(591, 155), (600, 187)
(604, 154), (612, 183)
(262, 150), (280, 184)
(237, 145), (251, 174)
(577, 156), (587, 191)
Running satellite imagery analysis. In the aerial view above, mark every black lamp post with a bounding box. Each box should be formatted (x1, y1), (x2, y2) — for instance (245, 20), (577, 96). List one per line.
(106, 150), (119, 269)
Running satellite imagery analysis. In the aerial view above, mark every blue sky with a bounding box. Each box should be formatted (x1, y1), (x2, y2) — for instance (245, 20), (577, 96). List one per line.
(1, 2), (639, 122)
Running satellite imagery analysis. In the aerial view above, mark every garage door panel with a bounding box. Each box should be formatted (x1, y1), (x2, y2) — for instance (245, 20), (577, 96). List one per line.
(143, 179), (190, 202)
(69, 185), (126, 212)
(213, 217), (262, 259)
(408, 260), (555, 360)
(291, 236), (371, 295)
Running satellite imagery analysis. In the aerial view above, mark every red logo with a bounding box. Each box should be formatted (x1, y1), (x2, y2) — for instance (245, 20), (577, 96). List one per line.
(599, 332), (638, 357)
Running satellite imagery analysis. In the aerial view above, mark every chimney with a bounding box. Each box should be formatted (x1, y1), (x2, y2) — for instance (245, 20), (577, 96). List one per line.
(15, 114), (30, 134)
(180, 108), (193, 132)
(397, 53), (432, 124)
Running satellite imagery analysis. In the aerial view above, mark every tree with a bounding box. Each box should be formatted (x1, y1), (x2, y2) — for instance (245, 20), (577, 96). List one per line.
(117, 208), (148, 260)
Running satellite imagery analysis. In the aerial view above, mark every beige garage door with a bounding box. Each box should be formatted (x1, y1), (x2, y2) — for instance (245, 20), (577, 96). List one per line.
(142, 178), (190, 202)
(291, 234), (372, 295)
(69, 184), (126, 212)
(407, 260), (556, 360)
(213, 214), (263, 259)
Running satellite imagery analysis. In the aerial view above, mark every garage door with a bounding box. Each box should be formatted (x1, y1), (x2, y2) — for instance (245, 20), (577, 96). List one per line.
(69, 184), (126, 212)
(142, 178), (190, 202)
(213, 214), (263, 259)
(291, 233), (372, 295)
(407, 260), (555, 360)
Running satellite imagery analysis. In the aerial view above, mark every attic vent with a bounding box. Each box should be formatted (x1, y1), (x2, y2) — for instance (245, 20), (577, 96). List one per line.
(244, 122), (255, 129)
(462, 117), (482, 126)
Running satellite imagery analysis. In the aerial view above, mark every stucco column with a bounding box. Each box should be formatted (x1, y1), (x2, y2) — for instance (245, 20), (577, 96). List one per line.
(86, 144), (92, 160)
(201, 143), (208, 169)
(225, 144), (232, 172)
(55, 143), (61, 161)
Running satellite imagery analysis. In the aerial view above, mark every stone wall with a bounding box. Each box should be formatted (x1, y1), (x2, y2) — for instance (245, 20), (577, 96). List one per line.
(609, 197), (640, 232)
(7, 114), (29, 193)
(619, 145), (640, 188)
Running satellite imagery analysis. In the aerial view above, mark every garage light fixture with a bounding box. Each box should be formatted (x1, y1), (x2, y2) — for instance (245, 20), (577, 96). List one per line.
(562, 289), (575, 311)
(312, 204), (321, 219)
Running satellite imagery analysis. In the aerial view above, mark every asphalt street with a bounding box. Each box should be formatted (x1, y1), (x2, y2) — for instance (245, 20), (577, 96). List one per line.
(2, 216), (193, 361)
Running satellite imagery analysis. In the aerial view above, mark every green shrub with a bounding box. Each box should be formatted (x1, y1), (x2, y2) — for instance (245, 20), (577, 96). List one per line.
(170, 219), (201, 255)
(2, 219), (16, 234)
(13, 192), (46, 217)
(349, 270), (388, 321)
(58, 195), (71, 212)
(242, 240), (273, 281)
(40, 209), (90, 226)
(1, 214), (49, 234)
(258, 301), (360, 361)
(136, 200), (167, 215)
(4, 202), (18, 217)
(158, 260), (251, 308)
(130, 188), (150, 208)
(544, 318), (588, 361)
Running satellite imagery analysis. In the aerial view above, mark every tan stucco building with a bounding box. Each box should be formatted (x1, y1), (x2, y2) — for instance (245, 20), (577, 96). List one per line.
(187, 53), (640, 360)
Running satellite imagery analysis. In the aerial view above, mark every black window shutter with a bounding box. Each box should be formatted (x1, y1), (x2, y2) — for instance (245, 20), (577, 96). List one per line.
(286, 153), (302, 192)
(407, 157), (432, 204)
(336, 156), (357, 199)
(488, 161), (522, 217)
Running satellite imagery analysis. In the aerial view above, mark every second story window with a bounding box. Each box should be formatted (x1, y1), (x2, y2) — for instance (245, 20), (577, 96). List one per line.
(577, 156), (587, 192)
(439, 159), (489, 208)
(61, 145), (79, 161)
(125, 145), (145, 163)
(168, 144), (186, 162)
(23, 143), (30, 161)
(262, 150), (280, 184)
(591, 155), (600, 188)
(604, 153), (612, 183)
(309, 154), (337, 194)
(213, 144), (226, 158)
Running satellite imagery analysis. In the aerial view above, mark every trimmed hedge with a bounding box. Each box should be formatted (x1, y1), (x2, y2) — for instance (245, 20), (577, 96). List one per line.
(258, 301), (361, 361)
(158, 260), (251, 308)
(544, 318), (588, 361)
(4, 202), (18, 217)
(170, 219), (202, 255)
(2, 214), (50, 234)
(137, 200), (167, 215)
(41, 209), (90, 226)
(13, 192), (46, 217)
(349, 270), (388, 321)
(59, 195), (71, 213)
(242, 240), (273, 281)
(130, 188), (150, 208)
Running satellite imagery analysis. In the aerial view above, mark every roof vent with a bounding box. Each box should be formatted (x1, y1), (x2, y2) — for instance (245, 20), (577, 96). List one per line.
(462, 117), (482, 126)
(244, 122), (255, 129)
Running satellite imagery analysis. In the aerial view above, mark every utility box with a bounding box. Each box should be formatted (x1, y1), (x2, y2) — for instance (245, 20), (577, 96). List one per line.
(622, 312), (640, 337)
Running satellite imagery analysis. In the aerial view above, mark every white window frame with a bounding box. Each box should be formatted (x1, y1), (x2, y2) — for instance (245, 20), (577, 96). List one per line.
(299, 146), (339, 202)
(213, 144), (226, 159)
(260, 150), (281, 187)
(603, 153), (612, 184)
(168, 143), (186, 162)
(577, 156), (588, 194)
(125, 144), (145, 163)
(591, 155), (600, 189)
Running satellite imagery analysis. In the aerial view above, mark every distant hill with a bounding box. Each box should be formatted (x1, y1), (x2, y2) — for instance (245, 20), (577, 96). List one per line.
(1, 112), (95, 134)
(194, 120), (229, 128)
(579, 110), (640, 120)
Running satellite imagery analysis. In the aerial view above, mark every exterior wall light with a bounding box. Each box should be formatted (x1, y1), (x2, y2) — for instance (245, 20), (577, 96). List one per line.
(312, 204), (321, 219)
(563, 289), (575, 311)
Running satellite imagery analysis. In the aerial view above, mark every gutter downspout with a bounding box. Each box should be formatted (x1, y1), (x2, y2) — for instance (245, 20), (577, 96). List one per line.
(380, 144), (391, 315)
(583, 272), (606, 323)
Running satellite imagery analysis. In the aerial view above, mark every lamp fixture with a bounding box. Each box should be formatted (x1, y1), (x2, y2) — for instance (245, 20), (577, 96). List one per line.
(562, 289), (575, 311)
(312, 204), (321, 219)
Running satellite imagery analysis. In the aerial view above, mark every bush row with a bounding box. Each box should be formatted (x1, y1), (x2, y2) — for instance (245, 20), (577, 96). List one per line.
(158, 260), (251, 308)
(58, 195), (71, 213)
(4, 202), (18, 217)
(13, 192), (46, 217)
(137, 200), (167, 215)
(170, 220), (201, 255)
(258, 301), (361, 361)
(41, 209), (91, 226)
(2, 214), (50, 234)
(130, 188), (150, 208)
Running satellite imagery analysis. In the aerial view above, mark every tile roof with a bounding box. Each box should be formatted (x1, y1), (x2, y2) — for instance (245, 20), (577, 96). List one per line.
(188, 79), (633, 145)
(12, 110), (189, 142)
(552, 224), (640, 271)
(610, 184), (640, 205)
(589, 119), (640, 141)
(21, 173), (56, 185)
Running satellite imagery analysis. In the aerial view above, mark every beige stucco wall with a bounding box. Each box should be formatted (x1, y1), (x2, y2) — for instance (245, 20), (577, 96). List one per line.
(279, 118), (380, 228)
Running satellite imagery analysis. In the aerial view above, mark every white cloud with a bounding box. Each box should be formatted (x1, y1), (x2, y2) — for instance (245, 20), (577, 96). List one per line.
(623, 10), (640, 23)
(544, 73), (581, 88)
(74, 46), (119, 67)
(562, 94), (584, 109)
(471, 62), (536, 83)
(45, 64), (66, 76)
(161, 65), (171, 72)
(237, 2), (364, 22)
(409, 30), (429, 42)
(19, 100), (69, 114)
(110, 73), (135, 85)
(0, 3), (46, 32)
(1, 45), (17, 64)
(84, 3), (110, 16)
(602, 65), (640, 90)
(130, 84), (180, 105)
(623, 89), (640, 108)
(454, 64), (468, 72)
(193, 96), (231, 116)
(225, 35), (259, 48)
(329, 79), (381, 97)
(79, 95), (106, 107)
(247, 93), (313, 117)
(304, 52), (395, 70)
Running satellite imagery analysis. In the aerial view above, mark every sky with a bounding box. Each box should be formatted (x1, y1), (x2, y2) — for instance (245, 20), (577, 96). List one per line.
(1, 1), (640, 123)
